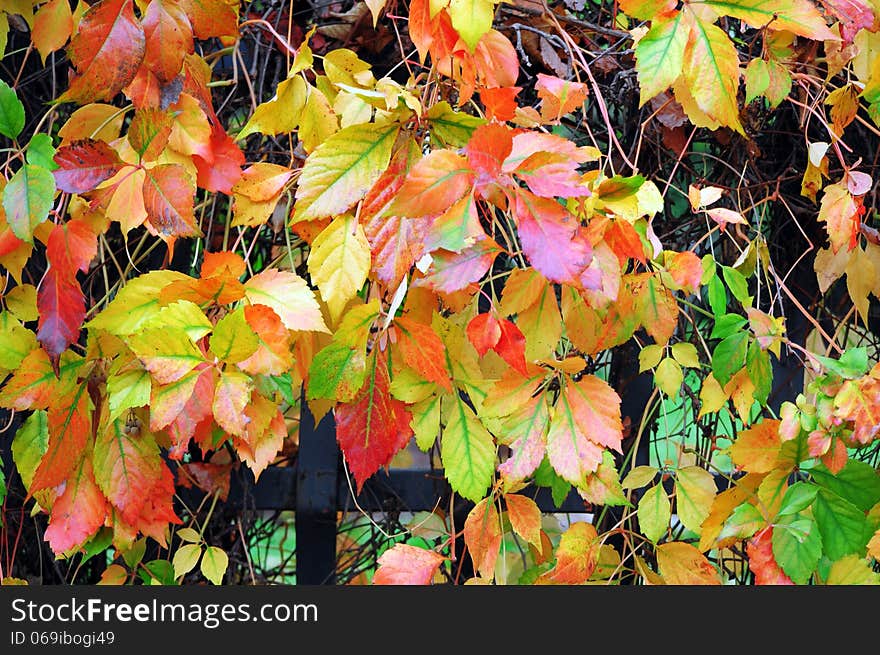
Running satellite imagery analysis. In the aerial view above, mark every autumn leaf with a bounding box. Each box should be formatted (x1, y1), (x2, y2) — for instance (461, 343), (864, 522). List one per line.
(53, 139), (124, 194)
(243, 269), (328, 334)
(37, 220), (97, 358)
(127, 326), (204, 384)
(638, 483), (671, 543)
(505, 493), (542, 548)
(92, 417), (168, 526)
(546, 380), (605, 488)
(212, 370), (253, 437)
(388, 150), (474, 219)
(142, 164), (201, 238)
(32, 0), (74, 64)
(634, 13), (687, 106)
(464, 498), (502, 578)
(3, 164), (56, 243)
(373, 544), (445, 584)
(308, 215), (371, 323)
(31, 382), (92, 493)
(395, 317), (452, 391)
(541, 521), (600, 584)
(818, 182), (860, 253)
(335, 355), (413, 490)
(535, 73), (589, 123)
(730, 420), (783, 473)
(60, 0), (146, 104)
(45, 456), (108, 554)
(442, 394), (496, 502)
(656, 542), (721, 584)
(748, 528), (795, 585)
(674, 466), (716, 535)
(293, 122), (399, 223)
(141, 0), (194, 84)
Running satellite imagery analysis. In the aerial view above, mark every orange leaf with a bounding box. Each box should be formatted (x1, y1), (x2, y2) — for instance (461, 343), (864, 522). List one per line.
(818, 182), (860, 254)
(143, 164), (201, 237)
(61, 0), (146, 104)
(395, 317), (452, 392)
(729, 420), (783, 473)
(388, 150), (474, 218)
(656, 542), (722, 584)
(464, 498), (502, 578)
(31, 385), (92, 493)
(505, 493), (542, 548)
(536, 73), (589, 123)
(142, 0), (194, 84)
(542, 521), (599, 584)
(32, 0), (74, 63)
(212, 370), (253, 437)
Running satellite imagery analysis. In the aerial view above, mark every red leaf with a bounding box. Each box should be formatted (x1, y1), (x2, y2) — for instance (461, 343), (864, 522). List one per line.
(120, 463), (181, 547)
(52, 139), (124, 194)
(31, 386), (92, 493)
(464, 498), (502, 578)
(61, 0), (146, 104)
(192, 124), (244, 193)
(466, 312), (502, 356)
(335, 356), (413, 491)
(395, 317), (452, 391)
(142, 0), (194, 84)
(45, 456), (108, 553)
(178, 461), (231, 501)
(417, 238), (501, 294)
(603, 219), (646, 265)
(465, 122), (513, 184)
(513, 188), (593, 287)
(666, 251), (703, 293)
(820, 0), (875, 41)
(37, 220), (97, 358)
(373, 544), (445, 585)
(747, 528), (794, 585)
(495, 318), (528, 375)
(142, 164), (201, 237)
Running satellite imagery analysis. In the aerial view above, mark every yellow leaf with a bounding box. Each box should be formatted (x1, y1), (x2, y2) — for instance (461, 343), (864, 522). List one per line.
(293, 122), (398, 222)
(675, 466), (716, 535)
(448, 0), (495, 52)
(238, 75), (307, 139)
(656, 542), (721, 584)
(307, 214), (371, 324)
(298, 85), (339, 154)
(845, 246), (875, 324)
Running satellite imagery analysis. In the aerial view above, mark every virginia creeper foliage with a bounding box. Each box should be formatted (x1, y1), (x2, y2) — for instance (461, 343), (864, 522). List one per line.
(2, 0), (880, 586)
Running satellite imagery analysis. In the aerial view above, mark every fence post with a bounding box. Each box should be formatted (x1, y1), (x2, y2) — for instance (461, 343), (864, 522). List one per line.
(295, 397), (339, 584)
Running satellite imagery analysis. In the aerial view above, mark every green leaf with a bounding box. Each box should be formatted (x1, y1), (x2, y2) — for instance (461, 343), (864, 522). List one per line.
(141, 560), (176, 586)
(292, 122), (399, 223)
(707, 274), (727, 317)
(0, 79), (25, 139)
(26, 134), (58, 170)
(307, 342), (367, 403)
(2, 164), (56, 243)
(107, 368), (151, 421)
(671, 342), (700, 368)
(534, 458), (572, 508)
(638, 344), (664, 372)
(11, 410), (48, 490)
(425, 101), (485, 148)
(813, 489), (871, 560)
(710, 313), (747, 340)
(638, 483), (671, 543)
(441, 395), (496, 502)
(810, 461), (880, 512)
(813, 347), (869, 380)
(200, 546), (228, 585)
(778, 482), (818, 516)
(711, 331), (748, 386)
(772, 513), (822, 584)
(209, 307), (259, 364)
(412, 395), (441, 452)
(718, 503), (763, 541)
(721, 265), (751, 307)
(746, 340), (771, 405)
(634, 13), (687, 106)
